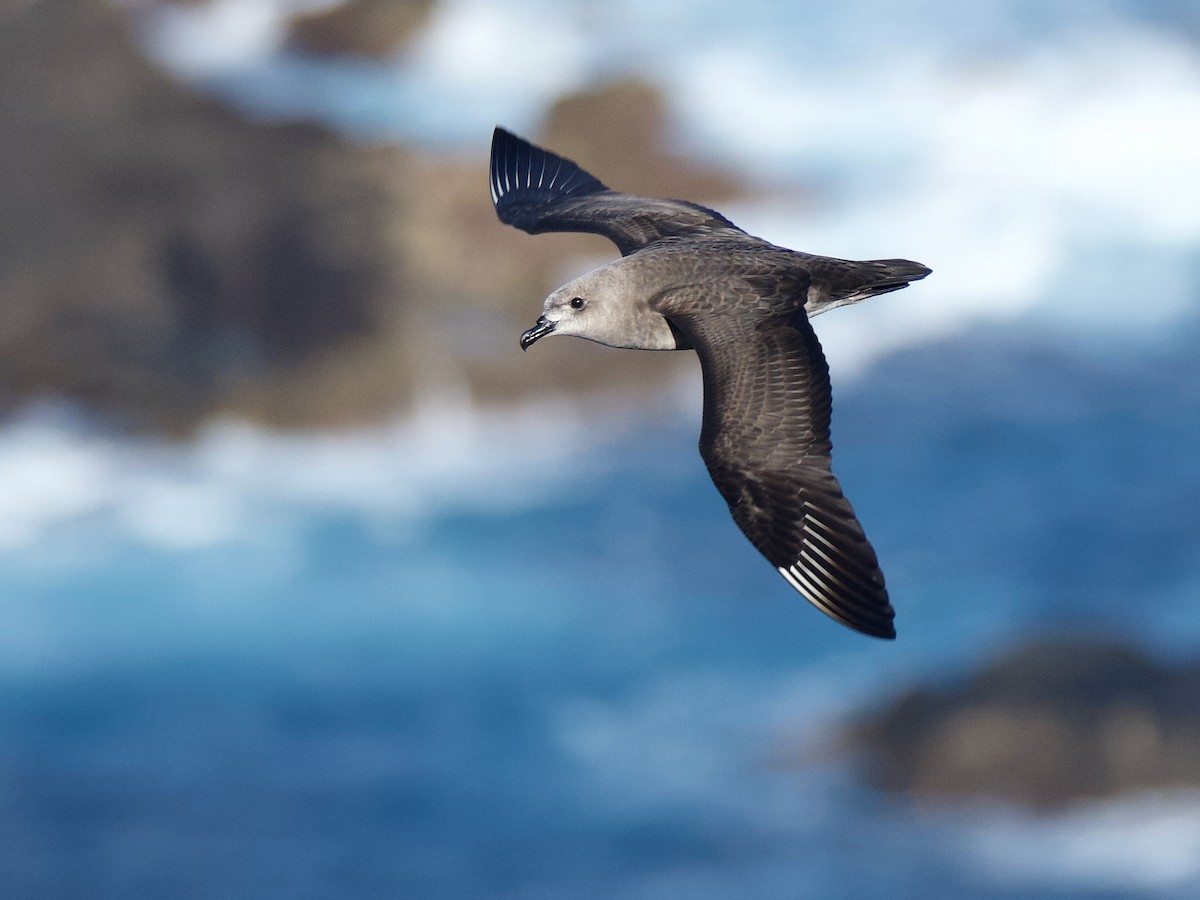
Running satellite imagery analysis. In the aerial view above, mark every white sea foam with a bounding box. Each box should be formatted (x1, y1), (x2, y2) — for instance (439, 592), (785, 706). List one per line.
(128, 1), (1200, 377)
(0, 394), (595, 554)
(0, 415), (114, 550)
(405, 0), (591, 124)
(126, 0), (340, 75)
(964, 791), (1200, 891)
(673, 25), (1200, 373)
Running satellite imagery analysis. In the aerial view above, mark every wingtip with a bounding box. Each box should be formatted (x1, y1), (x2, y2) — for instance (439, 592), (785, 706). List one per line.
(489, 125), (608, 217)
(870, 622), (898, 641)
(491, 125), (515, 149)
(777, 564), (896, 640)
(490, 126), (520, 208)
(839, 611), (897, 641)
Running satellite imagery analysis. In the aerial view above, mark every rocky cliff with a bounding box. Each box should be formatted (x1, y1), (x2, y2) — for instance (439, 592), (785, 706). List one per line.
(845, 638), (1200, 808)
(0, 0), (744, 432)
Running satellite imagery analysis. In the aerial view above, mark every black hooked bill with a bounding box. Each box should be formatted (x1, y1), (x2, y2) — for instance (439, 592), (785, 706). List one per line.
(520, 316), (555, 351)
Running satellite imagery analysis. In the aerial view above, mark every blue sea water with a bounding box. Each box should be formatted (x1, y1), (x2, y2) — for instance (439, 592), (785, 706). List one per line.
(3, 327), (1200, 898)
(6, 0), (1200, 896)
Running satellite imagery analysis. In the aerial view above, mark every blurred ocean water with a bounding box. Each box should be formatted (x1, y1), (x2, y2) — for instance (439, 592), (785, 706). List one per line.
(4, 0), (1200, 896)
(3, 328), (1199, 897)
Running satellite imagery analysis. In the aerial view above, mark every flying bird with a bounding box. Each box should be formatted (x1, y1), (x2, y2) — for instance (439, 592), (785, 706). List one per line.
(490, 127), (929, 639)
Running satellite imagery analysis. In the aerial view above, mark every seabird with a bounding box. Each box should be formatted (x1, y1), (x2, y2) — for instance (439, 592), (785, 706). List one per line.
(490, 126), (929, 640)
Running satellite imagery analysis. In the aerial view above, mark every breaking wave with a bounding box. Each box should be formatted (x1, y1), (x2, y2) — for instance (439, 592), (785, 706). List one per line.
(131, 0), (1200, 375)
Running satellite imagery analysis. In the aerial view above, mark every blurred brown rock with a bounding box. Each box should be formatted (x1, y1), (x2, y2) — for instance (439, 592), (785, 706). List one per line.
(288, 0), (434, 59)
(845, 638), (1200, 808)
(541, 78), (743, 206)
(0, 0), (415, 430)
(0, 1), (751, 432)
(435, 77), (749, 408)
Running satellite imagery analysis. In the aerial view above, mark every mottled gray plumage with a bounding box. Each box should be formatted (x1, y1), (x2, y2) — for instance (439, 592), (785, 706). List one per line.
(491, 127), (930, 639)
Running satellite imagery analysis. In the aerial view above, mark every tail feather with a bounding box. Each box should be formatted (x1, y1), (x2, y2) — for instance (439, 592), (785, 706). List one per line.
(869, 258), (933, 286)
(803, 255), (931, 317)
(839, 258), (931, 304)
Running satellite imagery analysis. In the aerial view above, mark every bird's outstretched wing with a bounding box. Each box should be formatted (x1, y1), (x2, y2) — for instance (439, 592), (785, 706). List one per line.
(490, 127), (745, 256)
(659, 277), (895, 639)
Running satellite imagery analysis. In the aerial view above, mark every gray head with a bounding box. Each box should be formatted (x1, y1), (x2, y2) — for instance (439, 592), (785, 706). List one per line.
(519, 258), (682, 352)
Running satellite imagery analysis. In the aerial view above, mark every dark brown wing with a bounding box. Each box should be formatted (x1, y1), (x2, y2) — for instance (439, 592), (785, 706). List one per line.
(659, 278), (895, 639)
(490, 127), (745, 256)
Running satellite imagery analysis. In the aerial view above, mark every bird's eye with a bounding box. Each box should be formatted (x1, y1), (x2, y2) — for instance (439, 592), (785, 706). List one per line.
(569, 297), (586, 310)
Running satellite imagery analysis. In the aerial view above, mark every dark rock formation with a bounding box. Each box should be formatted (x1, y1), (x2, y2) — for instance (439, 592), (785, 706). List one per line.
(0, 0), (411, 430)
(288, 0), (435, 59)
(0, 1), (750, 431)
(540, 78), (743, 205)
(846, 638), (1200, 808)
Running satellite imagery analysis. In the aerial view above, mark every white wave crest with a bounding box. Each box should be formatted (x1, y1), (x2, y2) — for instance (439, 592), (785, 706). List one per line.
(675, 25), (1200, 373)
(128, 1), (1200, 373)
(965, 791), (1200, 891)
(0, 393), (594, 553)
(127, 0), (342, 75)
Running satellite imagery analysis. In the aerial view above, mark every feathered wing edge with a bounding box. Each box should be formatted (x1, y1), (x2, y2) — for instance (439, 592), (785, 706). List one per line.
(490, 127), (745, 255)
(665, 287), (896, 640)
(773, 469), (896, 639)
(490, 126), (608, 212)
